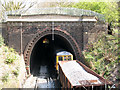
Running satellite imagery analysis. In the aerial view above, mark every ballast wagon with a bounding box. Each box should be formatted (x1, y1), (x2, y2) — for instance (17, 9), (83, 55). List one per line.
(58, 60), (112, 89)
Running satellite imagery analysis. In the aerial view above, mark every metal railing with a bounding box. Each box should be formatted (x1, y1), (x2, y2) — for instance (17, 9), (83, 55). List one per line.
(5, 7), (105, 22)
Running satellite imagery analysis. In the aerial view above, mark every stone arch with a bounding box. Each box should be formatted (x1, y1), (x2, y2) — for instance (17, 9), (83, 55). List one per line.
(23, 28), (83, 74)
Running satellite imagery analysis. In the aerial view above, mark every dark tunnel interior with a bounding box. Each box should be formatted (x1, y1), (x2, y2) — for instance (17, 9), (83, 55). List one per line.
(30, 34), (76, 78)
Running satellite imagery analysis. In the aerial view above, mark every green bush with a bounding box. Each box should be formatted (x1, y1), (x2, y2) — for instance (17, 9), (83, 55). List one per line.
(0, 34), (4, 47)
(5, 53), (17, 64)
(10, 48), (15, 53)
(12, 70), (19, 77)
(83, 29), (119, 78)
(3, 46), (9, 52)
(60, 2), (119, 25)
(2, 73), (9, 82)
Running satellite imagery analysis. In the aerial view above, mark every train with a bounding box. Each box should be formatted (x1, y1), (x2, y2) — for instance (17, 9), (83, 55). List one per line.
(55, 51), (112, 89)
(55, 51), (73, 70)
(58, 60), (113, 89)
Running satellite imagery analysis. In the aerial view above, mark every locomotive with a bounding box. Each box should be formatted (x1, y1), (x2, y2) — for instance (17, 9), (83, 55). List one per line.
(55, 51), (73, 70)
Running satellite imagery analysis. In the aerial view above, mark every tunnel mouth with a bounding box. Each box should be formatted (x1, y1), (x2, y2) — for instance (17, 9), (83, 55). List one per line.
(30, 34), (76, 78)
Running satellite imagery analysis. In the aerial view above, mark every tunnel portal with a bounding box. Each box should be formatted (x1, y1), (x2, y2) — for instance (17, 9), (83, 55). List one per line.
(30, 34), (76, 77)
(2, 8), (106, 76)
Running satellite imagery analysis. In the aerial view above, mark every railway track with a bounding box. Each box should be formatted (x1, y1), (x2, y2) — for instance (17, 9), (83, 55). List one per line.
(23, 65), (61, 89)
(34, 77), (61, 89)
(24, 61), (114, 89)
(33, 65), (61, 89)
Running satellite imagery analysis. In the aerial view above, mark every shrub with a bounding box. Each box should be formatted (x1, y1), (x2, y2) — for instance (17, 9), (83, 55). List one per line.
(10, 48), (15, 53)
(3, 46), (9, 52)
(5, 53), (17, 64)
(2, 73), (9, 82)
(83, 29), (119, 79)
(12, 69), (19, 77)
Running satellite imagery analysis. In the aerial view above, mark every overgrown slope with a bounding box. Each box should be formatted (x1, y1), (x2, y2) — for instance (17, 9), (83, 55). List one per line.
(83, 29), (120, 85)
(0, 35), (24, 89)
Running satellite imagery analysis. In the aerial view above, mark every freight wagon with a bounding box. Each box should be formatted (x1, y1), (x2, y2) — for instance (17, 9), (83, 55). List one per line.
(58, 60), (112, 89)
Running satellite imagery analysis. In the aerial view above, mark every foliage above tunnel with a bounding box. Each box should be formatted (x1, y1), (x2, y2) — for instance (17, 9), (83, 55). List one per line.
(57, 2), (119, 25)
(0, 0), (35, 20)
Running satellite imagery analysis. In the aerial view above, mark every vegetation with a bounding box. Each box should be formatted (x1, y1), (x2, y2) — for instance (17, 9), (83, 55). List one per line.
(0, 34), (21, 89)
(2, 1), (26, 11)
(83, 29), (119, 80)
(2, 73), (9, 82)
(56, 1), (120, 82)
(5, 48), (18, 64)
(0, 0), (35, 20)
(1, 0), (35, 11)
(57, 2), (119, 26)
(0, 0), (35, 89)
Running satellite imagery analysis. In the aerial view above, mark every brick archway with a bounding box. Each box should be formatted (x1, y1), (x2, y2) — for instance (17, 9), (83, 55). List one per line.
(24, 28), (83, 74)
